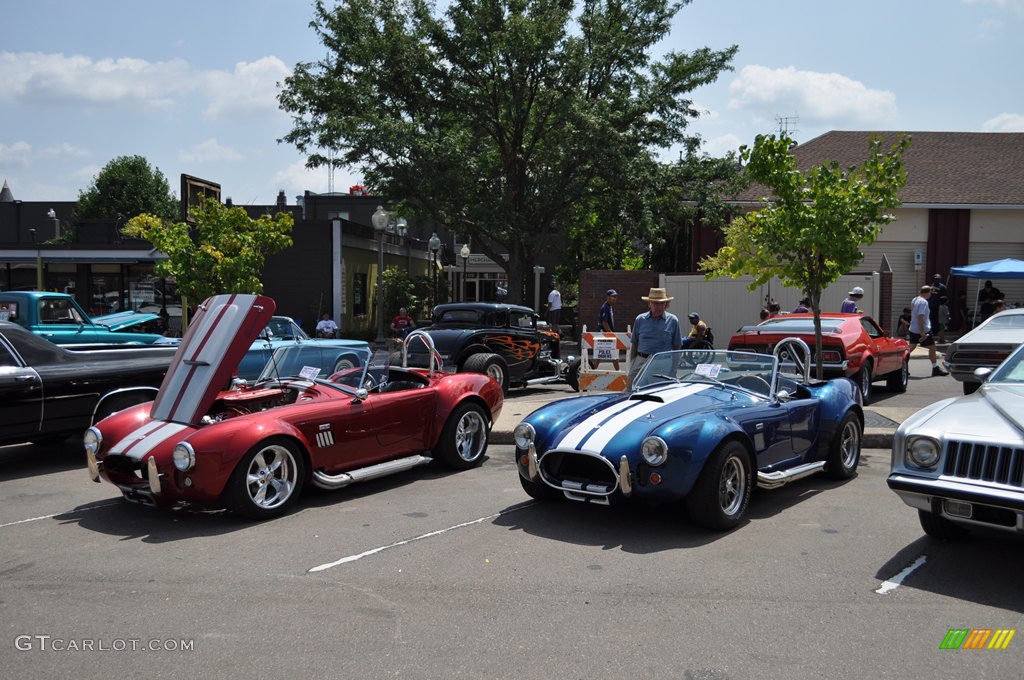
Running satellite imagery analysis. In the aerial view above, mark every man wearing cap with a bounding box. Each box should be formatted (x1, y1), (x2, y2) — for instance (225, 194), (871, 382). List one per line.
(908, 285), (948, 377)
(681, 312), (709, 348)
(628, 288), (683, 388)
(841, 287), (864, 313)
(594, 289), (620, 370)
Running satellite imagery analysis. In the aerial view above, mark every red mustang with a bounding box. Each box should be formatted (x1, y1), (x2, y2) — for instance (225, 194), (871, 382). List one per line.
(727, 313), (909, 403)
(85, 294), (503, 519)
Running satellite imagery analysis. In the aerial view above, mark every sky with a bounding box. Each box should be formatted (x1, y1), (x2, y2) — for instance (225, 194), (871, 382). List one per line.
(2, 0), (1022, 206)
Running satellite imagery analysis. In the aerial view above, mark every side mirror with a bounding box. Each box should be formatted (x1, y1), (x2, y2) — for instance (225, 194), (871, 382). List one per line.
(973, 367), (993, 381)
(353, 388), (369, 402)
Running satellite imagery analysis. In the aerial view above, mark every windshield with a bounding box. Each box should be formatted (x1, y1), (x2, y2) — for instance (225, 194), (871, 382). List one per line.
(759, 318), (845, 331)
(262, 317), (309, 341)
(257, 343), (373, 392)
(988, 344), (1024, 383)
(634, 349), (778, 398)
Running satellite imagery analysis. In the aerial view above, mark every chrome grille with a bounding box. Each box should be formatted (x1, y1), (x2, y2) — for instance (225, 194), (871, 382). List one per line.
(943, 440), (1024, 488)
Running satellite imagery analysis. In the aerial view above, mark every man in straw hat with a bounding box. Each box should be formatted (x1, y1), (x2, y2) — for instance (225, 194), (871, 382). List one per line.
(628, 288), (683, 388)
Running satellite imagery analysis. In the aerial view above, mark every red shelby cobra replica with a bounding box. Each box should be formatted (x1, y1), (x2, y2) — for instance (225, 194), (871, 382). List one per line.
(727, 313), (909, 403)
(85, 294), (503, 519)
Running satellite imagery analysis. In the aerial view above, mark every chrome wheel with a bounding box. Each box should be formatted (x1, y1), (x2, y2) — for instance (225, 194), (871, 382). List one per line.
(838, 418), (860, 470)
(485, 363), (506, 386)
(454, 409), (488, 463)
(719, 455), (747, 517)
(244, 444), (299, 510)
(858, 364), (872, 402)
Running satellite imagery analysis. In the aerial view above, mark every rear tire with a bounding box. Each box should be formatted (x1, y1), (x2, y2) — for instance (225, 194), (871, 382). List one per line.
(461, 353), (509, 393)
(886, 358), (909, 393)
(433, 402), (489, 470)
(919, 510), (969, 540)
(824, 412), (861, 479)
(685, 440), (752, 531)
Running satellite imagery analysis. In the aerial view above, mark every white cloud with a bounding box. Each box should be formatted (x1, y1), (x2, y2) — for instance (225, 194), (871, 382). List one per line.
(702, 134), (743, 156)
(728, 65), (897, 124)
(0, 52), (289, 119)
(267, 159), (366, 202)
(0, 52), (189, 108)
(178, 139), (245, 163)
(982, 112), (1024, 131)
(963, 0), (1024, 16)
(201, 57), (291, 120)
(72, 164), (103, 183)
(40, 143), (89, 158)
(0, 140), (32, 166)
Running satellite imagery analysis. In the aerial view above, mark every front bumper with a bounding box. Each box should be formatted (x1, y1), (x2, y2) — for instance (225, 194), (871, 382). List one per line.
(888, 473), (1024, 532)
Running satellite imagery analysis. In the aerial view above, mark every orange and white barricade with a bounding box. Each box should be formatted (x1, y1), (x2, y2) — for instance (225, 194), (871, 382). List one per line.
(578, 324), (632, 392)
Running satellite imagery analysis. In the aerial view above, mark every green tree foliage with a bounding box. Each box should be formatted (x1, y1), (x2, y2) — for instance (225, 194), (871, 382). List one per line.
(700, 133), (910, 377)
(123, 198), (294, 303)
(279, 0), (736, 305)
(73, 155), (178, 224)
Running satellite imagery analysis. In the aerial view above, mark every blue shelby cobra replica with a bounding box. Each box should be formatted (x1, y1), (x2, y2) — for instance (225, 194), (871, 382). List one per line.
(513, 340), (863, 530)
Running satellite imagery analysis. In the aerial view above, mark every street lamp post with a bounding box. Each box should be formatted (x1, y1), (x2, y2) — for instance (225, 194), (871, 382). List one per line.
(428, 232), (441, 311)
(370, 205), (406, 349)
(460, 244), (470, 302)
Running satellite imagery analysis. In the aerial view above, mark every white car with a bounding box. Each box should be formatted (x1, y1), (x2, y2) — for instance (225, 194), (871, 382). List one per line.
(943, 308), (1024, 394)
(889, 342), (1024, 539)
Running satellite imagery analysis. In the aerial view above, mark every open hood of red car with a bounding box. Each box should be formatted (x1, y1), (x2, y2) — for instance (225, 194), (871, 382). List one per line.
(151, 294), (276, 426)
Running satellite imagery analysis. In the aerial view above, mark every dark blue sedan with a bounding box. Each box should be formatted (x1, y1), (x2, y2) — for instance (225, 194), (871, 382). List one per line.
(513, 341), (863, 530)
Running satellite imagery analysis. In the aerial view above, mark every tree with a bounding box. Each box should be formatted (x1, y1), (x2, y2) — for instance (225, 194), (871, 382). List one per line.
(279, 0), (736, 306)
(73, 155), (178, 224)
(700, 133), (910, 378)
(122, 198), (294, 304)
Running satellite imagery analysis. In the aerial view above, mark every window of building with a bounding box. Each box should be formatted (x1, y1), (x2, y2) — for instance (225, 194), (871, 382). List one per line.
(352, 273), (367, 317)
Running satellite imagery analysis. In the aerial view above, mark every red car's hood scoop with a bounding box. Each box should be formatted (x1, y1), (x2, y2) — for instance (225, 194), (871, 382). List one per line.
(151, 294), (276, 426)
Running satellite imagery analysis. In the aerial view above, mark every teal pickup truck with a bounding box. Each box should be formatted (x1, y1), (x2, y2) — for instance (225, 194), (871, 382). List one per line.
(0, 291), (180, 346)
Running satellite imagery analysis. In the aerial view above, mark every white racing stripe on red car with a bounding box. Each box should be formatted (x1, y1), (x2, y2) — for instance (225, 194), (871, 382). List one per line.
(556, 383), (710, 453)
(109, 420), (190, 461)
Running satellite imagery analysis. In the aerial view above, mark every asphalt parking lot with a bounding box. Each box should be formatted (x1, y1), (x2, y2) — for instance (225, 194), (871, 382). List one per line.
(1, 356), (1020, 679)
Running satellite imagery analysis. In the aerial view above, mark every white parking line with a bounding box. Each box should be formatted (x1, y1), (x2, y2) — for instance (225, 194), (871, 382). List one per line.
(0, 500), (122, 529)
(875, 554), (927, 594)
(309, 502), (535, 573)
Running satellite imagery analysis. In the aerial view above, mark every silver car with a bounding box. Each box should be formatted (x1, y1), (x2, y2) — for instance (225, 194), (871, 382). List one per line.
(943, 308), (1024, 394)
(888, 342), (1024, 539)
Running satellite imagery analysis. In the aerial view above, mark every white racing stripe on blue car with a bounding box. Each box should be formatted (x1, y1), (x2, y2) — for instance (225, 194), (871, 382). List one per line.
(556, 383), (711, 453)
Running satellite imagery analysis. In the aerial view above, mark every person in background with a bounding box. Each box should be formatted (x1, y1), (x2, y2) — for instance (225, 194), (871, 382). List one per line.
(978, 280), (1003, 320)
(315, 312), (338, 338)
(759, 308), (771, 322)
(928, 274), (948, 342)
(937, 295), (950, 343)
(681, 312), (709, 349)
(992, 299), (1006, 315)
(628, 288), (682, 389)
(593, 289), (620, 370)
(841, 287), (864, 313)
(767, 300), (782, 317)
(793, 297), (811, 313)
(896, 307), (912, 339)
(546, 285), (562, 329)
(390, 307), (416, 338)
(907, 285), (948, 377)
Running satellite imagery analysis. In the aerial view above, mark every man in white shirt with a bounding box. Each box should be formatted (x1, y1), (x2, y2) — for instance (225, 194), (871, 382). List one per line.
(546, 286), (562, 328)
(315, 312), (338, 338)
(907, 285), (947, 377)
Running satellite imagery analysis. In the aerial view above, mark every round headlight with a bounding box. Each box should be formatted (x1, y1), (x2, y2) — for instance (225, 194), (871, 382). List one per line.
(513, 423), (536, 449)
(907, 437), (940, 468)
(641, 437), (669, 466)
(83, 427), (102, 455)
(172, 442), (196, 472)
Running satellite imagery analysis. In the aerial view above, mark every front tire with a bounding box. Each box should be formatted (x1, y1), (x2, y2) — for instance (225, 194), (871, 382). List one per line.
(824, 412), (861, 479)
(332, 354), (359, 374)
(886, 358), (909, 393)
(857, 362), (873, 403)
(685, 440), (753, 531)
(461, 353), (509, 393)
(919, 510), (969, 540)
(224, 438), (305, 519)
(519, 473), (563, 501)
(434, 402), (489, 470)
(565, 358), (581, 391)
